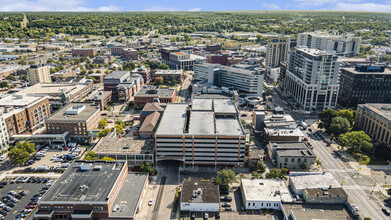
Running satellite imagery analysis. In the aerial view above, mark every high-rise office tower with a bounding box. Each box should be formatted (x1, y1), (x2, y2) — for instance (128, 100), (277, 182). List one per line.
(283, 48), (340, 112)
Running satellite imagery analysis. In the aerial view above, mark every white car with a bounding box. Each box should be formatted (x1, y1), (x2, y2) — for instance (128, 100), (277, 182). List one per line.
(148, 199), (154, 206)
(0, 154), (7, 161)
(351, 204), (359, 211)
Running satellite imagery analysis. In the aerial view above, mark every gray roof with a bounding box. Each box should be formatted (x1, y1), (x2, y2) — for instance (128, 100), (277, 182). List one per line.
(276, 149), (315, 157)
(110, 173), (148, 218)
(342, 67), (391, 74)
(358, 103), (391, 122)
(40, 161), (126, 203)
(104, 71), (129, 79)
(46, 103), (100, 122)
(189, 111), (215, 134)
(135, 87), (176, 98)
(181, 178), (220, 204)
(156, 103), (188, 135)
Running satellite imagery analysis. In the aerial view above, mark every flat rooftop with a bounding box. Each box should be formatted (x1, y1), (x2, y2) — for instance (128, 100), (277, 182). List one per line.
(110, 173), (148, 218)
(156, 99), (245, 136)
(104, 71), (129, 79)
(220, 66), (258, 75)
(86, 90), (111, 100)
(181, 178), (219, 204)
(342, 67), (391, 74)
(155, 70), (183, 75)
(46, 103), (100, 122)
(289, 173), (340, 190)
(93, 137), (153, 155)
(241, 179), (293, 202)
(283, 203), (353, 220)
(21, 83), (89, 97)
(41, 161), (126, 203)
(359, 103), (391, 121)
(277, 149), (315, 157)
(297, 47), (334, 56)
(265, 128), (304, 137)
(269, 142), (309, 149)
(0, 94), (47, 108)
(135, 87), (176, 98)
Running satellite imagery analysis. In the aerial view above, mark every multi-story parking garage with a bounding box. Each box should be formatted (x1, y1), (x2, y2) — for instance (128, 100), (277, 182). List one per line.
(155, 98), (246, 167)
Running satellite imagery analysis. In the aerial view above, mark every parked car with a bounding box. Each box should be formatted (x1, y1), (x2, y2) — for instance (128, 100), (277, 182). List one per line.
(220, 189), (229, 195)
(215, 212), (220, 219)
(8, 191), (16, 196)
(204, 212), (209, 220)
(2, 206), (11, 212)
(351, 204), (359, 211)
(19, 191), (27, 196)
(225, 207), (233, 211)
(25, 205), (35, 209)
(382, 207), (391, 216)
(148, 199), (154, 206)
(0, 210), (6, 216)
(221, 203), (231, 207)
(222, 196), (232, 202)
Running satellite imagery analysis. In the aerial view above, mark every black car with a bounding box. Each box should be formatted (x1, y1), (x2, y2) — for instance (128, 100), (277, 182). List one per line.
(221, 203), (231, 207)
(42, 186), (49, 190)
(0, 185), (3, 189)
(19, 191), (27, 196)
(382, 207), (391, 216)
(190, 213), (196, 220)
(15, 194), (22, 200)
(0, 210), (6, 216)
(215, 212), (220, 219)
(2, 206), (11, 212)
(5, 202), (14, 208)
(0, 182), (7, 186)
(220, 189), (229, 195)
(221, 196), (232, 202)
(225, 207), (233, 211)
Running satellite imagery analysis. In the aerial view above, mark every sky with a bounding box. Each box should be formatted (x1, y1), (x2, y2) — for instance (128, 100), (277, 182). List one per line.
(0, 0), (391, 12)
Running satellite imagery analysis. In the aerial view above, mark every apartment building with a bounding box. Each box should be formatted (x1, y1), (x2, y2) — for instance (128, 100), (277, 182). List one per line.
(214, 66), (264, 96)
(132, 66), (151, 83)
(355, 103), (391, 145)
(35, 161), (149, 220)
(28, 64), (51, 85)
(297, 32), (361, 56)
(168, 52), (194, 70)
(0, 109), (9, 150)
(103, 71), (143, 102)
(339, 65), (391, 107)
(45, 103), (101, 142)
(134, 87), (176, 108)
(155, 70), (183, 83)
(266, 35), (290, 69)
(122, 48), (138, 60)
(72, 48), (97, 57)
(155, 99), (246, 167)
(0, 94), (50, 135)
(205, 43), (222, 53)
(283, 48), (340, 112)
(85, 90), (112, 110)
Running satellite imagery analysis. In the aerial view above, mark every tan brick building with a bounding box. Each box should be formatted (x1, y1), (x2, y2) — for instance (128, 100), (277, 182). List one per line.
(72, 48), (97, 57)
(28, 64), (51, 85)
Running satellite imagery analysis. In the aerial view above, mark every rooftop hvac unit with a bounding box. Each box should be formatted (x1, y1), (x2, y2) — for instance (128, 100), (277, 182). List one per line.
(80, 164), (90, 171)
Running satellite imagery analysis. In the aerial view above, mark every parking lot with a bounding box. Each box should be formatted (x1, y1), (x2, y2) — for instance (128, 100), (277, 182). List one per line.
(0, 176), (56, 219)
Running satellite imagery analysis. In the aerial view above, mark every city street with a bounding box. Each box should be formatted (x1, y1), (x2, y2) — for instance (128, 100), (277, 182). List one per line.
(307, 131), (389, 220)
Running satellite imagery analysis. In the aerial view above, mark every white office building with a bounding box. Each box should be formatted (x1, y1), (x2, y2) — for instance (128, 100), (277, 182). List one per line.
(266, 35), (290, 69)
(297, 32), (361, 56)
(240, 179), (293, 210)
(0, 108), (9, 150)
(283, 48), (340, 112)
(193, 63), (221, 84)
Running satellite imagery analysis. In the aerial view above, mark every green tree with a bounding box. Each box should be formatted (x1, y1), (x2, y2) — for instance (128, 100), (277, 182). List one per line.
(319, 109), (338, 130)
(337, 110), (355, 126)
(19, 74), (28, 82)
(98, 119), (108, 129)
(140, 161), (156, 175)
(215, 168), (236, 190)
(373, 142), (391, 161)
(154, 77), (163, 86)
(338, 131), (373, 154)
(84, 150), (98, 160)
(8, 147), (30, 165)
(5, 75), (15, 80)
(17, 142), (36, 154)
(0, 81), (8, 88)
(98, 128), (111, 138)
(115, 124), (124, 135)
(240, 119), (247, 127)
(256, 161), (266, 174)
(329, 133), (335, 145)
(265, 168), (288, 180)
(329, 116), (351, 136)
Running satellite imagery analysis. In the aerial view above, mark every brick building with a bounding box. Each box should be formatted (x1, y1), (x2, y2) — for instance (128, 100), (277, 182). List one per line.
(35, 160), (149, 220)
(86, 90), (112, 110)
(45, 103), (101, 142)
(0, 94), (50, 136)
(134, 87), (176, 108)
(72, 48), (97, 57)
(103, 71), (144, 102)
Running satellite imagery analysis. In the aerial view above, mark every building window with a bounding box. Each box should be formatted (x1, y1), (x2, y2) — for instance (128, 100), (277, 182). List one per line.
(291, 158), (295, 162)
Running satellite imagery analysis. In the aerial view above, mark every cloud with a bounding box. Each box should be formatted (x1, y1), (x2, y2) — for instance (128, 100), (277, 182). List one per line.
(261, 3), (281, 10)
(332, 2), (391, 12)
(294, 0), (363, 7)
(143, 6), (178, 11)
(0, 0), (120, 11)
(189, 8), (202, 11)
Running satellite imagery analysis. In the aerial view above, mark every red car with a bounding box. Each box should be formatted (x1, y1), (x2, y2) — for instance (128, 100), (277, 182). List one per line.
(25, 205), (36, 209)
(28, 201), (37, 205)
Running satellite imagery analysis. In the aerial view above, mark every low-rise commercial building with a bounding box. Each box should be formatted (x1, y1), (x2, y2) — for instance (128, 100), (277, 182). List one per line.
(155, 98), (246, 167)
(103, 71), (143, 102)
(155, 70), (183, 83)
(289, 172), (341, 195)
(35, 160), (149, 220)
(132, 66), (151, 84)
(93, 137), (154, 167)
(339, 65), (391, 107)
(276, 148), (315, 170)
(303, 187), (348, 204)
(180, 177), (220, 212)
(45, 103), (101, 142)
(355, 103), (391, 145)
(205, 43), (222, 53)
(86, 90), (112, 110)
(139, 112), (161, 139)
(72, 48), (97, 57)
(134, 87), (176, 108)
(240, 179), (293, 210)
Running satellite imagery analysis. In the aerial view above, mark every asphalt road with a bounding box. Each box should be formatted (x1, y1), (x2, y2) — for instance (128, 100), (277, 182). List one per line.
(307, 131), (388, 220)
